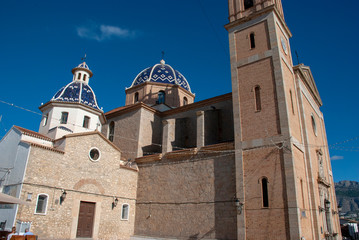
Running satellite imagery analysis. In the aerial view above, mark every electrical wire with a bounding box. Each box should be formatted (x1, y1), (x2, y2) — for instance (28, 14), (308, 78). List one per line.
(0, 99), (42, 116)
(197, 0), (230, 58)
(1, 97), (358, 153)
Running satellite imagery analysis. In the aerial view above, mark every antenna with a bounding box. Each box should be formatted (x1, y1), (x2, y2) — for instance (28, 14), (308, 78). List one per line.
(161, 51), (165, 60)
(295, 51), (300, 65)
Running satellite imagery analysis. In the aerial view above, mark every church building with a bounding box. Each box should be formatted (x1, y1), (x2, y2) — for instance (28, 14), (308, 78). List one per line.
(0, 0), (341, 239)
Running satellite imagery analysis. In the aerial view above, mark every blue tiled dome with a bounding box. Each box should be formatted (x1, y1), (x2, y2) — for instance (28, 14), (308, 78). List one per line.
(52, 82), (101, 111)
(130, 60), (192, 93)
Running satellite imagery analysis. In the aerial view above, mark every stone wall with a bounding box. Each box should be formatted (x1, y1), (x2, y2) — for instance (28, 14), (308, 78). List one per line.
(16, 133), (138, 240)
(102, 109), (142, 160)
(134, 143), (237, 239)
(164, 96), (234, 149)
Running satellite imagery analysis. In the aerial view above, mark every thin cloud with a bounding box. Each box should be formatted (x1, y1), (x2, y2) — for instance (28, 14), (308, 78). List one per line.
(330, 155), (344, 161)
(77, 24), (138, 41)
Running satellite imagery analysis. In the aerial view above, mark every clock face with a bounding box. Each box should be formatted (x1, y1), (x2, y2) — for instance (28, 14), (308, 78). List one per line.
(281, 37), (288, 55)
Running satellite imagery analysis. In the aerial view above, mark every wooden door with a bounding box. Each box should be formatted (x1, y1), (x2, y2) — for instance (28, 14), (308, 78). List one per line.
(76, 201), (95, 238)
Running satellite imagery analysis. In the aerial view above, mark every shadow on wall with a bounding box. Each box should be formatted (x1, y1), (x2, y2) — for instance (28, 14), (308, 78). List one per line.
(214, 152), (237, 239)
(187, 227), (215, 240)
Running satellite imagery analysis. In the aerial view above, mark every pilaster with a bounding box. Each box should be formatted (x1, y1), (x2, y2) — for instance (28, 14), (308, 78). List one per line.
(196, 111), (205, 148)
(162, 119), (175, 154)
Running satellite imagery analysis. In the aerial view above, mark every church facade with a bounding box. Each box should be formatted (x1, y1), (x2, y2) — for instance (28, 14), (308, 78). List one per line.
(0, 0), (341, 240)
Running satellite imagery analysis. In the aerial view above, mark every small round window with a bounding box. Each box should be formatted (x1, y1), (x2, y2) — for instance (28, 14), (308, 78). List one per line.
(89, 147), (101, 162)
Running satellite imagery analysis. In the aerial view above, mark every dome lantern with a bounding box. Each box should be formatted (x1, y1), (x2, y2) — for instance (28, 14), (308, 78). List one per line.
(71, 62), (93, 84)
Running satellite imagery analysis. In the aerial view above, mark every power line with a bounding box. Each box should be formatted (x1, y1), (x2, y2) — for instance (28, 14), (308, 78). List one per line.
(197, 0), (229, 58)
(0, 99), (42, 116)
(1, 98), (358, 152)
(329, 136), (359, 147)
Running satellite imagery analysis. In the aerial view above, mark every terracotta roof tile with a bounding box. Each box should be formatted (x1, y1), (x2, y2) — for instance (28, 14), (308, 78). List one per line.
(21, 140), (64, 154)
(14, 126), (53, 142)
(105, 105), (133, 116)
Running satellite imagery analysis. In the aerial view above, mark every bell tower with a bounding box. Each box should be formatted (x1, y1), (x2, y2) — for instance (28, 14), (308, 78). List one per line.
(225, 0), (304, 240)
(226, 0), (341, 240)
(228, 0), (284, 22)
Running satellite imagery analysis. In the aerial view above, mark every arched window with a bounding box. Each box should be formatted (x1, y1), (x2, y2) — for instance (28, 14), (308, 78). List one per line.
(254, 86), (261, 111)
(183, 97), (188, 106)
(35, 194), (48, 214)
(42, 113), (48, 126)
(60, 112), (68, 124)
(261, 178), (269, 208)
(121, 204), (130, 220)
(250, 33), (256, 49)
(134, 92), (139, 103)
(83, 116), (90, 128)
(109, 121), (115, 142)
(244, 0), (254, 10)
(83, 74), (87, 81)
(300, 179), (305, 208)
(77, 73), (81, 80)
(290, 90), (295, 114)
(311, 114), (317, 136)
(158, 91), (165, 104)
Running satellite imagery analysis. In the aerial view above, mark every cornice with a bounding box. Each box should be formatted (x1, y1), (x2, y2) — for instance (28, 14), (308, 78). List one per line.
(293, 64), (323, 107)
(39, 101), (106, 123)
(136, 154), (162, 164)
(105, 93), (232, 120)
(225, 5), (292, 38)
(14, 125), (53, 142)
(120, 164), (139, 172)
(125, 81), (195, 98)
(161, 93), (232, 117)
(105, 102), (161, 119)
(57, 130), (123, 153)
(21, 140), (64, 154)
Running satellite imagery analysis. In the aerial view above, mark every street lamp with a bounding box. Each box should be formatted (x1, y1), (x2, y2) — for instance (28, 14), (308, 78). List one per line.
(234, 198), (244, 215)
(60, 189), (67, 205)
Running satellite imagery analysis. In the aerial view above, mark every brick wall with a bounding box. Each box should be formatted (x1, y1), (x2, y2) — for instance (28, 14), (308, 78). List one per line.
(237, 57), (281, 141)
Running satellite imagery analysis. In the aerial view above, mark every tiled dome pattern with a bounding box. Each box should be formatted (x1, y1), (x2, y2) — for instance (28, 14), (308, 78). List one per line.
(130, 61), (192, 93)
(52, 82), (101, 111)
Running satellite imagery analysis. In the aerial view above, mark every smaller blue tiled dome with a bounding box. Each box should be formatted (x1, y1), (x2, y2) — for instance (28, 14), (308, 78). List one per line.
(130, 60), (192, 93)
(52, 82), (101, 111)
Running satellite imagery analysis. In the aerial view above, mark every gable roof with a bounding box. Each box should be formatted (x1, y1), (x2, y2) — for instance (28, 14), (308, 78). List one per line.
(162, 93), (232, 117)
(105, 93), (233, 120)
(57, 130), (123, 153)
(293, 64), (323, 106)
(21, 140), (65, 154)
(105, 102), (160, 119)
(14, 126), (53, 142)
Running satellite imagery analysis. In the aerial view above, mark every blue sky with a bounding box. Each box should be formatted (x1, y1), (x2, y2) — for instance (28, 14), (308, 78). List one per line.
(0, 0), (358, 182)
